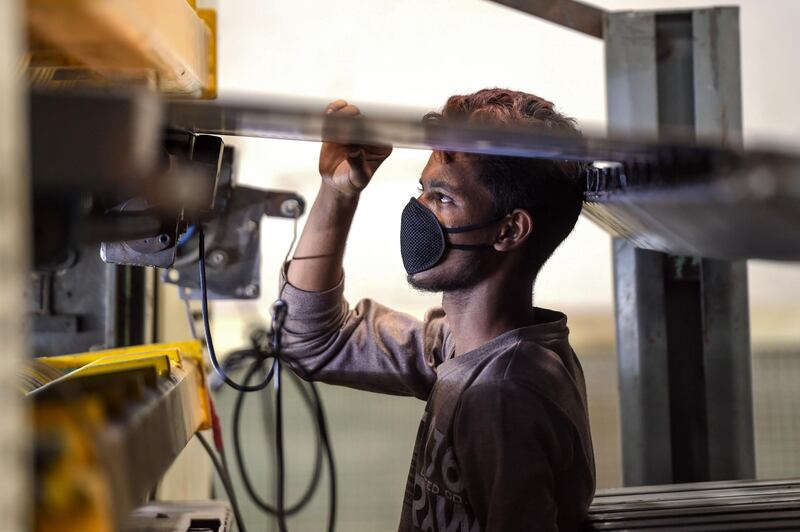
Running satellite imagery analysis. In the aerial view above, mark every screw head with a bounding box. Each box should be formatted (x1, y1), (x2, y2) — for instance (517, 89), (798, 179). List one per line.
(243, 284), (258, 298)
(208, 250), (228, 267)
(280, 199), (301, 217)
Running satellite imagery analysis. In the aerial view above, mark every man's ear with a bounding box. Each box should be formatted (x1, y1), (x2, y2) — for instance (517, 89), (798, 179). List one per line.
(494, 209), (533, 252)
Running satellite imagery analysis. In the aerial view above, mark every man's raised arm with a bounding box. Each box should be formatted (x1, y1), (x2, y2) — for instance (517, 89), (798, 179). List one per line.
(287, 99), (391, 291)
(279, 101), (443, 400)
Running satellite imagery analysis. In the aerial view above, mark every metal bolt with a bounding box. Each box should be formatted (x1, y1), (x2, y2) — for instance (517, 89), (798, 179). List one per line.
(280, 199), (301, 218)
(208, 250), (228, 267)
(243, 284), (258, 298)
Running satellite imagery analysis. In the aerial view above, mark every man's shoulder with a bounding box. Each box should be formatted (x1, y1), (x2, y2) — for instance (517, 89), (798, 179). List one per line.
(423, 306), (447, 323)
(507, 338), (587, 407)
(469, 343), (582, 409)
(466, 334), (591, 432)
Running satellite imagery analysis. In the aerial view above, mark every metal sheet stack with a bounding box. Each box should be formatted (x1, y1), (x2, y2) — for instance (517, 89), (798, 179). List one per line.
(587, 478), (800, 530)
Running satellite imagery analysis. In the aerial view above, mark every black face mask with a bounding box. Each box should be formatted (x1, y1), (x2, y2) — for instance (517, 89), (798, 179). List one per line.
(400, 198), (505, 275)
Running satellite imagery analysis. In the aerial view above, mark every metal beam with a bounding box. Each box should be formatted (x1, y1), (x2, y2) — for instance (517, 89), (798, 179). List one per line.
(605, 7), (755, 487)
(612, 241), (673, 485)
(163, 90), (800, 262)
(488, 0), (606, 38)
(29, 87), (800, 262)
(165, 95), (795, 172)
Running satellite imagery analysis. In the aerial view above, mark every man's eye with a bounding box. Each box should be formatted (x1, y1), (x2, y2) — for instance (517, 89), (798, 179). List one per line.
(438, 194), (453, 204)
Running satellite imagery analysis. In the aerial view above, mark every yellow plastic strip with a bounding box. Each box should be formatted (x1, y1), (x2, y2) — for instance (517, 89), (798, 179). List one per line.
(38, 340), (203, 369)
(28, 354), (171, 397)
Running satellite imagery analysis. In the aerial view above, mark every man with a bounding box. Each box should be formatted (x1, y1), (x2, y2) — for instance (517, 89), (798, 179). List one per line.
(279, 88), (595, 531)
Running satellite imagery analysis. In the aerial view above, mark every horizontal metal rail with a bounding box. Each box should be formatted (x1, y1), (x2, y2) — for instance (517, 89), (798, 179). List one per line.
(167, 97), (764, 166)
(168, 97), (800, 261)
(26, 91), (800, 261)
(488, 0), (606, 39)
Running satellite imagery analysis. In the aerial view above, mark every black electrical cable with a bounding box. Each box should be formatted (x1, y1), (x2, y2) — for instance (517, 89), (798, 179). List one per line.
(270, 301), (289, 532)
(198, 226), (272, 392)
(287, 363), (338, 532)
(273, 356), (289, 532)
(280, 366), (325, 508)
(197, 432), (249, 532)
(269, 262), (338, 532)
(259, 361), (276, 481)
(196, 217), (337, 531)
(209, 347), (275, 393)
(231, 357), (323, 517)
(217, 436), (242, 528)
(226, 336), (336, 532)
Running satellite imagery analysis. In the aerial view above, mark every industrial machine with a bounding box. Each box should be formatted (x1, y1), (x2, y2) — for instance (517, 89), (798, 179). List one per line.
(17, 2), (306, 531)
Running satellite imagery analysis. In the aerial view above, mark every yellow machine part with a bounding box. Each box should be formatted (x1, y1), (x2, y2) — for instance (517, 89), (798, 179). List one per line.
(25, 0), (218, 98)
(31, 340), (213, 532)
(36, 340), (212, 431)
(35, 400), (115, 532)
(197, 8), (218, 99)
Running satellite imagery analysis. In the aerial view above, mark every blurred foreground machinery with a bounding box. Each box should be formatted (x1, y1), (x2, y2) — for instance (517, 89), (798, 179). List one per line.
(25, 341), (219, 531)
(16, 1), (305, 531)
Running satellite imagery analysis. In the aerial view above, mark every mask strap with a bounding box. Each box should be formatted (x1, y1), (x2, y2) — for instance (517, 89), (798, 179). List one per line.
(449, 243), (495, 251)
(444, 213), (510, 250)
(444, 214), (508, 234)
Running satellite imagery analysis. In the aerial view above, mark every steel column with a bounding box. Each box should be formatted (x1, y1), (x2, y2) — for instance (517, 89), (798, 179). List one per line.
(612, 241), (673, 485)
(606, 7), (754, 486)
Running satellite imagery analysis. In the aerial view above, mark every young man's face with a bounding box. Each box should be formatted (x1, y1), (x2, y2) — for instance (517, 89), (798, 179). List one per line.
(407, 152), (500, 293)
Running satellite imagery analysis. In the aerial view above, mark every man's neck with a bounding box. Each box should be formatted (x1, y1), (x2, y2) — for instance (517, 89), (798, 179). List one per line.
(441, 274), (536, 357)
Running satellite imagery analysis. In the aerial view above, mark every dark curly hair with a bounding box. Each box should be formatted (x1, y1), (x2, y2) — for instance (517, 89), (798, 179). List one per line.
(425, 88), (585, 277)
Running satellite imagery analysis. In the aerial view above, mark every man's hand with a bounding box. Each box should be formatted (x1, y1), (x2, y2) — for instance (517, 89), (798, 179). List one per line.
(319, 100), (393, 196)
(287, 99), (391, 291)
